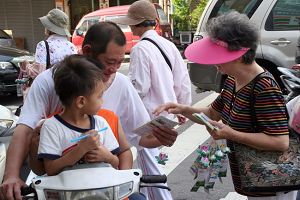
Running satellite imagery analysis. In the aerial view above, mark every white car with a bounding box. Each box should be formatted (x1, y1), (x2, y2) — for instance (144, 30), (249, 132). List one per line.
(189, 0), (300, 92)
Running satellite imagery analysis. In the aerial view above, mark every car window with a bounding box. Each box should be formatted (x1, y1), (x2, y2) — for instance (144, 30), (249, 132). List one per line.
(105, 16), (131, 31)
(265, 0), (300, 31)
(77, 17), (100, 32)
(209, 0), (263, 19)
(0, 29), (11, 39)
(156, 7), (169, 25)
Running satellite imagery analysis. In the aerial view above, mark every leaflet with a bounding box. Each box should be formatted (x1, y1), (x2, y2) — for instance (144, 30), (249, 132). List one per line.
(133, 116), (179, 135)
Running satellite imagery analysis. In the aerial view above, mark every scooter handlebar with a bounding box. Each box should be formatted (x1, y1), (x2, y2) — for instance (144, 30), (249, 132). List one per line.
(140, 175), (167, 184)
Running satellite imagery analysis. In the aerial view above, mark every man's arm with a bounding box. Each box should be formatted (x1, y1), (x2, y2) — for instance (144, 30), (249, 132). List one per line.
(28, 125), (45, 176)
(0, 125), (33, 200)
(116, 121), (133, 169)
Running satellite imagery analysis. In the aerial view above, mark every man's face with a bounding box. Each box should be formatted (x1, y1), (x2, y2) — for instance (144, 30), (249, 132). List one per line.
(96, 41), (126, 82)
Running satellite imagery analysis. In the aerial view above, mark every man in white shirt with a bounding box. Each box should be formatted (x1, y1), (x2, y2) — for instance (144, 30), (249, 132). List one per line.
(0, 22), (176, 200)
(113, 0), (192, 119)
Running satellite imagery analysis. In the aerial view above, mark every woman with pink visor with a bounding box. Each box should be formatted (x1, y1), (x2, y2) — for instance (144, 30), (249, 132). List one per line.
(154, 11), (296, 200)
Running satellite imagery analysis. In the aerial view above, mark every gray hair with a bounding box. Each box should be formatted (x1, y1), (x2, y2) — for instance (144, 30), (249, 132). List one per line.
(206, 11), (259, 64)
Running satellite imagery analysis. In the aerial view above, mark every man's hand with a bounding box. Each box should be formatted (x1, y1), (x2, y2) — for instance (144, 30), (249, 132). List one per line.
(0, 176), (26, 200)
(152, 125), (178, 147)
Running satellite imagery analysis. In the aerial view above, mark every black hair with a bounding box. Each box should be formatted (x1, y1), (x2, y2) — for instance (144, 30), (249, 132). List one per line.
(82, 22), (126, 56)
(206, 11), (259, 64)
(135, 20), (156, 27)
(53, 55), (104, 106)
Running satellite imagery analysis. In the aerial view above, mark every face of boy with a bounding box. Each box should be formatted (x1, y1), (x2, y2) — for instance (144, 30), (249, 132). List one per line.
(95, 41), (126, 82)
(84, 81), (105, 115)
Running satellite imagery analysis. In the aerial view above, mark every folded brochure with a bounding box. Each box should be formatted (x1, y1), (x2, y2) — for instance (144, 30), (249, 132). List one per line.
(133, 116), (179, 135)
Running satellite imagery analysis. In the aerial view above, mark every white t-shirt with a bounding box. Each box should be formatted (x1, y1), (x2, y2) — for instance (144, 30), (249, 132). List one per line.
(38, 115), (119, 160)
(128, 30), (192, 119)
(18, 70), (149, 149)
(102, 73), (150, 149)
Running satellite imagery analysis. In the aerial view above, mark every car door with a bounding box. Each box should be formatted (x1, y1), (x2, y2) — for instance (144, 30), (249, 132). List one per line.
(72, 17), (100, 53)
(260, 0), (300, 68)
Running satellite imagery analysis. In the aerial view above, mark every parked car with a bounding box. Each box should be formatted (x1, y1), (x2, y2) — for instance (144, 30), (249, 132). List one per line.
(72, 4), (172, 53)
(0, 29), (15, 48)
(189, 0), (300, 93)
(0, 45), (34, 96)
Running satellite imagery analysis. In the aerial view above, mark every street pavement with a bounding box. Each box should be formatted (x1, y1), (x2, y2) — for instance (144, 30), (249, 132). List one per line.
(0, 61), (248, 200)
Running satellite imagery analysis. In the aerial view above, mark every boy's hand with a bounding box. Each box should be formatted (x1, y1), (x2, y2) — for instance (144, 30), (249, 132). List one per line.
(84, 145), (110, 163)
(78, 130), (100, 153)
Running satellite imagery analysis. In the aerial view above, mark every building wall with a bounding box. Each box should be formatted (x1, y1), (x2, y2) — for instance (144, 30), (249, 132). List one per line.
(0, 0), (55, 52)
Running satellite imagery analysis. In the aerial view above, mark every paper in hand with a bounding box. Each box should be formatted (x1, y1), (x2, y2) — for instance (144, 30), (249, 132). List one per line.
(133, 116), (179, 136)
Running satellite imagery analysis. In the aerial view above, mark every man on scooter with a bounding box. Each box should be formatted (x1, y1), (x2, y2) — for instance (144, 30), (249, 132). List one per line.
(0, 22), (177, 200)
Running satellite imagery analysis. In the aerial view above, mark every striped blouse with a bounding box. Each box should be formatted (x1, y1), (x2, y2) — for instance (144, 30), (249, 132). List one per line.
(211, 72), (288, 196)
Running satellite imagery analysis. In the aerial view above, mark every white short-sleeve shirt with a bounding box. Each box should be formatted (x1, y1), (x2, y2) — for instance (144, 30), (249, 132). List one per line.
(38, 115), (119, 160)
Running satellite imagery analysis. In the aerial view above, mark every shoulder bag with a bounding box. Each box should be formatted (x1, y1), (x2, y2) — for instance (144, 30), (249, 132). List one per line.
(230, 72), (300, 193)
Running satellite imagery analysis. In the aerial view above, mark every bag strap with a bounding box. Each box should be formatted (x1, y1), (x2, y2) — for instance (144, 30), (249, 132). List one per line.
(44, 40), (51, 69)
(142, 37), (172, 71)
(249, 71), (288, 132)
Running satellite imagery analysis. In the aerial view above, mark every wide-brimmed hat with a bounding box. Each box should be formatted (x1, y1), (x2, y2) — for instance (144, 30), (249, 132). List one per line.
(110, 0), (158, 25)
(185, 37), (250, 65)
(39, 9), (71, 37)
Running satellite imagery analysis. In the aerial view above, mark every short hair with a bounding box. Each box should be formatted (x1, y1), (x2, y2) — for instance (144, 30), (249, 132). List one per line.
(82, 22), (126, 55)
(206, 11), (259, 64)
(53, 55), (104, 106)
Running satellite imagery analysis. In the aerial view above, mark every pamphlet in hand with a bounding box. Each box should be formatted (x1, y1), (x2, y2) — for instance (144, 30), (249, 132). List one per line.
(133, 116), (179, 136)
(192, 112), (219, 131)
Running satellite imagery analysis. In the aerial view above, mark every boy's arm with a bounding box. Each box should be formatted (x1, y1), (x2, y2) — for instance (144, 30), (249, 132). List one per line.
(44, 144), (88, 176)
(84, 146), (120, 169)
(43, 132), (101, 176)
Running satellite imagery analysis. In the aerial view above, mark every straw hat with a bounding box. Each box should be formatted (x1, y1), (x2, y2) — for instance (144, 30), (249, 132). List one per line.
(111, 0), (158, 25)
(39, 9), (71, 37)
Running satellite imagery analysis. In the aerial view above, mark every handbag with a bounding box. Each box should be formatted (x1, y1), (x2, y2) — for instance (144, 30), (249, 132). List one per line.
(229, 71), (300, 193)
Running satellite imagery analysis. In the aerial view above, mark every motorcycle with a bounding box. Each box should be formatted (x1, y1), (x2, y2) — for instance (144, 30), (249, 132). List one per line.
(278, 67), (300, 102)
(0, 104), (18, 183)
(21, 163), (170, 200)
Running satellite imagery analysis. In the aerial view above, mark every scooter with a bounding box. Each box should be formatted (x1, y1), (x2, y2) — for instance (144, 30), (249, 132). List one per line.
(0, 105), (18, 183)
(21, 163), (170, 200)
(278, 67), (300, 102)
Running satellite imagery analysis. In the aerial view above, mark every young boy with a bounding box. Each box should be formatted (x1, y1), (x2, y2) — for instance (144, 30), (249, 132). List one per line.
(38, 55), (120, 176)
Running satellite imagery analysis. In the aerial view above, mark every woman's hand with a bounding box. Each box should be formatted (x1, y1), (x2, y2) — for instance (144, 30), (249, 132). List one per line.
(176, 114), (187, 125)
(19, 60), (29, 72)
(153, 102), (187, 116)
(207, 121), (236, 140)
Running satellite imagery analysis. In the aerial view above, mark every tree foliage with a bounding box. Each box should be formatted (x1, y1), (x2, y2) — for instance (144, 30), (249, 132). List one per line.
(172, 0), (209, 31)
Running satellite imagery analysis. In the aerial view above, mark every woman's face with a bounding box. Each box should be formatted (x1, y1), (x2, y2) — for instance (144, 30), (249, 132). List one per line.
(215, 59), (240, 76)
(215, 62), (232, 75)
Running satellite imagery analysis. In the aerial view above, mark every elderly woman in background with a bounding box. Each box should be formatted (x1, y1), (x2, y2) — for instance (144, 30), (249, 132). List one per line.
(154, 11), (296, 200)
(19, 8), (77, 100)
